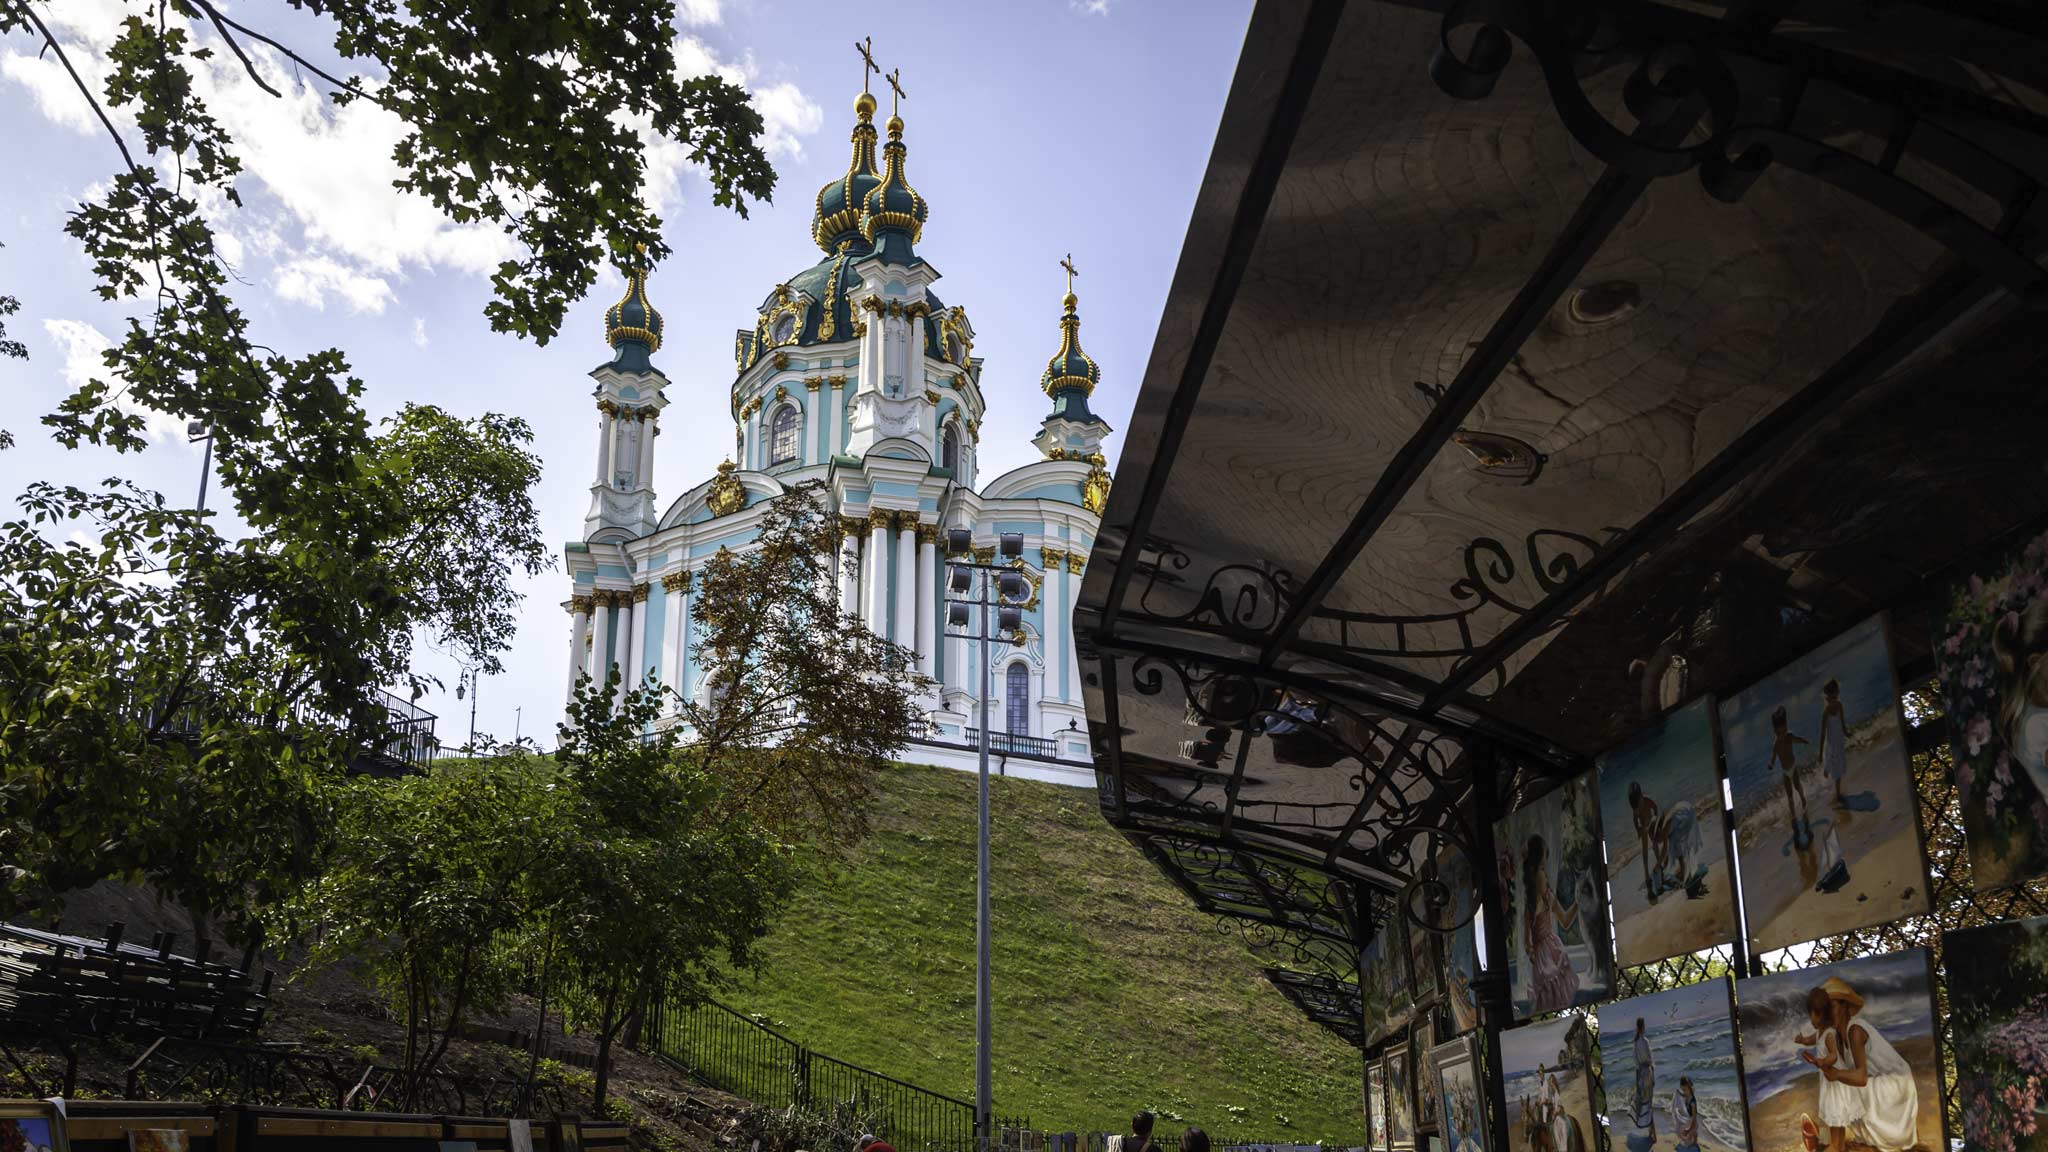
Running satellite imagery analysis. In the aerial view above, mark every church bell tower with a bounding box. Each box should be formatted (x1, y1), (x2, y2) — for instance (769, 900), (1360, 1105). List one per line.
(585, 248), (669, 540)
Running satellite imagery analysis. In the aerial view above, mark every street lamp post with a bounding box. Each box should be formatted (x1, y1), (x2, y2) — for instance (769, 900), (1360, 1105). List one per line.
(186, 420), (213, 514)
(942, 528), (1027, 1151)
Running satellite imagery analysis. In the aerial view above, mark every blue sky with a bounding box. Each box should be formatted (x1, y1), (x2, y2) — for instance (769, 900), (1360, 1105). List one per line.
(0, 0), (1251, 745)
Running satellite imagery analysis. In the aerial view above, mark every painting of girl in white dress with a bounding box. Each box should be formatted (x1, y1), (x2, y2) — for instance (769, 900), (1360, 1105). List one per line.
(1497, 772), (1612, 1019)
(1938, 528), (2048, 891)
(1736, 949), (1943, 1152)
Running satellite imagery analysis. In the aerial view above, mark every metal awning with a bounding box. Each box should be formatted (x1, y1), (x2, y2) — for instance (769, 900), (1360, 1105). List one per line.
(1077, 0), (2048, 1037)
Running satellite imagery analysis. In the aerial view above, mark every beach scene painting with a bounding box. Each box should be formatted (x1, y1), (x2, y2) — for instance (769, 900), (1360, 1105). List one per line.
(1720, 615), (1926, 953)
(1945, 913), (2048, 1152)
(1371, 1058), (1392, 1152)
(1437, 845), (1485, 1035)
(1501, 1015), (1599, 1152)
(1596, 698), (1737, 966)
(1595, 979), (1749, 1152)
(1390, 1042), (1419, 1151)
(1735, 948), (1944, 1152)
(1937, 528), (2048, 891)
(1433, 1033), (1491, 1152)
(0, 1109), (65, 1152)
(1498, 772), (1613, 1019)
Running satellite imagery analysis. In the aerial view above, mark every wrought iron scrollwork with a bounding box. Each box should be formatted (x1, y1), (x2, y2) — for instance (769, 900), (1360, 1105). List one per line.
(1132, 537), (1299, 635)
(1450, 528), (1619, 618)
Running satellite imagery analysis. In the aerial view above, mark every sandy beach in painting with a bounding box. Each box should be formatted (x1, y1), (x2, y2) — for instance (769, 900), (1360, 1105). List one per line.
(1744, 1034), (1943, 1152)
(1606, 779), (1735, 964)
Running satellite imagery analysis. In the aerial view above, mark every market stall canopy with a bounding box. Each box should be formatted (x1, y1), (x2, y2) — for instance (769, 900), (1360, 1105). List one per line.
(1076, 0), (2048, 1030)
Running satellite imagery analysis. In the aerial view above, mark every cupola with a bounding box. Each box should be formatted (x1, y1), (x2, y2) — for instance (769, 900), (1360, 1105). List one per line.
(1041, 289), (1102, 420)
(603, 245), (664, 374)
(811, 92), (881, 255)
(860, 111), (929, 264)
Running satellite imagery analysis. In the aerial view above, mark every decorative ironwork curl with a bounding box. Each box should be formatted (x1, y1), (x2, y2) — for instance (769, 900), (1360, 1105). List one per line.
(1134, 538), (1299, 635)
(1449, 528), (1617, 617)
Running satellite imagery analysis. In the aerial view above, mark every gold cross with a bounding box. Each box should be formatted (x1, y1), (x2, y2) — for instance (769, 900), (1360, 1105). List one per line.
(855, 37), (878, 94)
(1060, 253), (1079, 295)
(885, 67), (907, 114)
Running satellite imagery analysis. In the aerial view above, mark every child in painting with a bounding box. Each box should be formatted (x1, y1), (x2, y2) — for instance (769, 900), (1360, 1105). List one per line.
(1993, 598), (2048, 804)
(1522, 835), (1582, 1014)
(1671, 1077), (1698, 1152)
(1795, 979), (1920, 1152)
(1629, 781), (1705, 902)
(1632, 1017), (1657, 1143)
(1819, 679), (1850, 808)
(1771, 705), (1813, 846)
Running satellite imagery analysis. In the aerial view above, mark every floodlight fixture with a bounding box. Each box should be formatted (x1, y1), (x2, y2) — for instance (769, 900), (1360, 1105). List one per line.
(949, 564), (972, 594)
(999, 532), (1024, 559)
(948, 603), (971, 628)
(997, 606), (1022, 632)
(997, 570), (1027, 602)
(945, 527), (973, 556)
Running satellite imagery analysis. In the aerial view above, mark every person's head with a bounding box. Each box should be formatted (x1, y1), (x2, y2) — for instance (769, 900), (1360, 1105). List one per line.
(1133, 1112), (1155, 1139)
(1806, 985), (1832, 1030)
(1634, 1017), (1645, 1036)
(1180, 1128), (1210, 1152)
(1680, 1076), (1694, 1098)
(1772, 704), (1789, 733)
(1823, 679), (1840, 702)
(1523, 834), (1547, 902)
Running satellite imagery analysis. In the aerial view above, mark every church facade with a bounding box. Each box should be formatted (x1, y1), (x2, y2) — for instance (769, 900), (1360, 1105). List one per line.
(559, 88), (1110, 786)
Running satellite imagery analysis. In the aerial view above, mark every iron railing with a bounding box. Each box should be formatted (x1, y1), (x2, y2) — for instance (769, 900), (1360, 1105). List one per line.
(645, 996), (1025, 1152)
(121, 1034), (573, 1117)
(141, 684), (438, 775)
(979, 731), (1057, 758)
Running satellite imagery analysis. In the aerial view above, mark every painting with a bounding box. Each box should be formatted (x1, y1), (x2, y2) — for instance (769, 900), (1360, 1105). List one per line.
(1500, 1015), (1598, 1152)
(1497, 771), (1612, 1018)
(1417, 1017), (1445, 1136)
(1365, 915), (1414, 1046)
(1945, 914), (2048, 1152)
(1371, 1059), (1392, 1152)
(1389, 1044), (1419, 1151)
(1937, 529), (2048, 891)
(1736, 948), (1944, 1152)
(127, 1133), (190, 1152)
(1433, 1033), (1490, 1152)
(1721, 615), (1925, 951)
(1435, 845), (1484, 1035)
(1595, 979), (1749, 1152)
(1596, 698), (1737, 966)
(0, 1102), (68, 1152)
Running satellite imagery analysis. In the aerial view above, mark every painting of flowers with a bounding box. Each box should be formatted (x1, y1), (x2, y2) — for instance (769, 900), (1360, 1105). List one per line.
(1497, 771), (1612, 1019)
(1735, 948), (1944, 1152)
(1946, 913), (2048, 1152)
(1721, 615), (1926, 952)
(1596, 697), (1737, 966)
(1937, 529), (2048, 890)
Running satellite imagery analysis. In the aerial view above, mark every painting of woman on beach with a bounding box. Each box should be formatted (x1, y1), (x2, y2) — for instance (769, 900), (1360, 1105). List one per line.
(1597, 698), (1737, 966)
(1596, 979), (1749, 1152)
(1938, 528), (2048, 891)
(1433, 1034), (1490, 1152)
(1736, 949), (1943, 1152)
(1502, 1016), (1596, 1152)
(1497, 772), (1612, 1019)
(1720, 615), (1927, 952)
(1945, 913), (2048, 1152)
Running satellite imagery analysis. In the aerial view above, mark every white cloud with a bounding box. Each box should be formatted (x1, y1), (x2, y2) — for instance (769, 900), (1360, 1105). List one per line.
(1073, 0), (1112, 13)
(642, 36), (822, 211)
(41, 318), (189, 446)
(413, 317), (429, 347)
(273, 256), (395, 313)
(676, 0), (723, 26)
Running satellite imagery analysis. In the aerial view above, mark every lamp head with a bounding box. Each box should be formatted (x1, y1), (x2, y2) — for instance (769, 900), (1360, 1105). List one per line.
(999, 531), (1024, 559)
(945, 527), (973, 556)
(947, 602), (970, 628)
(997, 606), (1022, 632)
(949, 564), (972, 594)
(997, 570), (1027, 601)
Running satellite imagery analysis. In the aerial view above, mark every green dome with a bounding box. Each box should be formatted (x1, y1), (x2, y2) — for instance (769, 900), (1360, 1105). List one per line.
(811, 92), (881, 255)
(603, 247), (663, 373)
(860, 113), (928, 259)
(1040, 291), (1101, 401)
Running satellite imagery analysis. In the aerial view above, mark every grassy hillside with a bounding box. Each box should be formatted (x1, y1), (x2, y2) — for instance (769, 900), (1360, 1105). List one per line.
(718, 762), (1366, 1145)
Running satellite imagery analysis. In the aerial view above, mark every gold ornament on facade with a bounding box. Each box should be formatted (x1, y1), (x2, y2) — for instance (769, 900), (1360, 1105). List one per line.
(774, 351), (790, 370)
(924, 389), (941, 405)
(971, 545), (995, 565)
(852, 319), (868, 338)
(966, 419), (980, 443)
(839, 515), (867, 539)
(706, 459), (747, 517)
(916, 523), (941, 545)
(661, 570), (692, 594)
(805, 376), (824, 392)
(1009, 629), (1028, 647)
(828, 374), (847, 387)
(570, 594), (595, 613)
(860, 296), (884, 314)
(1041, 546), (1067, 570)
(1065, 552), (1086, 574)
(774, 384), (789, 400)
(1048, 445), (1067, 460)
(633, 583), (651, 603)
(1082, 454), (1112, 514)
(866, 508), (893, 530)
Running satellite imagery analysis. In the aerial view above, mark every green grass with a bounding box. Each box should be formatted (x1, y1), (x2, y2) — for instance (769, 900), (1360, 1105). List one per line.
(719, 761), (1366, 1145)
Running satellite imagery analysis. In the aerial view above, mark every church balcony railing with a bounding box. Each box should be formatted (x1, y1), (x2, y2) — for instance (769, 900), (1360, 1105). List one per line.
(979, 731), (1055, 759)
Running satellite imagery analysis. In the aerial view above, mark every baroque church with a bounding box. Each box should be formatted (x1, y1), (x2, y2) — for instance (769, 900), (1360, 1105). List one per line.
(560, 84), (1111, 785)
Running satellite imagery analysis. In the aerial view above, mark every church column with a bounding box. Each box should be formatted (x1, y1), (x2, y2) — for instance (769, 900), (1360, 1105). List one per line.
(894, 514), (917, 648)
(864, 509), (891, 635)
(607, 407), (625, 488)
(594, 403), (614, 485)
(640, 410), (657, 493)
(826, 375), (846, 459)
(613, 592), (635, 705)
(915, 523), (938, 680)
(1041, 550), (1063, 705)
(566, 595), (591, 702)
(838, 517), (862, 619)
(661, 571), (689, 702)
(1066, 554), (1085, 702)
(625, 584), (651, 691)
(590, 592), (613, 685)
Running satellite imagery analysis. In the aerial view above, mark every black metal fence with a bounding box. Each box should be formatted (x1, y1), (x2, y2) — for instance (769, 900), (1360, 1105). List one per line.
(645, 996), (1024, 1152)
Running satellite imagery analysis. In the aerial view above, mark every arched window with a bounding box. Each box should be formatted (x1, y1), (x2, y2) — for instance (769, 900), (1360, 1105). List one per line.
(1005, 662), (1030, 736)
(940, 424), (959, 473)
(769, 405), (799, 465)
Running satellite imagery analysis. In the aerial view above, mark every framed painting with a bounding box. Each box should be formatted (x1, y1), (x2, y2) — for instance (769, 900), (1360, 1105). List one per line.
(1937, 528), (2048, 890)
(1735, 948), (1945, 1152)
(1388, 1043), (1418, 1152)
(1432, 1033), (1491, 1152)
(1720, 614), (1927, 952)
(1496, 771), (1613, 1019)
(1499, 1015), (1598, 1152)
(1595, 697), (1737, 966)
(127, 1134), (190, 1152)
(0, 1101), (69, 1152)
(1594, 978), (1749, 1152)
(1416, 1017), (1444, 1136)
(1369, 1059), (1391, 1152)
(1945, 914), (2048, 1150)
(1433, 845), (1484, 1036)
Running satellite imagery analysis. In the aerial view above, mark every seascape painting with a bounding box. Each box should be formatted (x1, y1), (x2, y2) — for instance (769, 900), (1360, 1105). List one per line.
(1390, 1043), (1418, 1151)
(1437, 845), (1484, 1035)
(1945, 914), (2048, 1152)
(1497, 772), (1612, 1019)
(0, 1114), (62, 1152)
(1371, 1059), (1391, 1152)
(1721, 615), (1926, 952)
(1937, 528), (2048, 891)
(1735, 949), (1943, 1152)
(1595, 979), (1749, 1152)
(1596, 698), (1737, 966)
(1418, 1018), (1444, 1136)
(1501, 1015), (1598, 1152)
(1433, 1034), (1490, 1152)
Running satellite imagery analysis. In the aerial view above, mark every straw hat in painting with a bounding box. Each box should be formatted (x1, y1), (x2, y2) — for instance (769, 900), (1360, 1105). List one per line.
(1820, 977), (1865, 1013)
